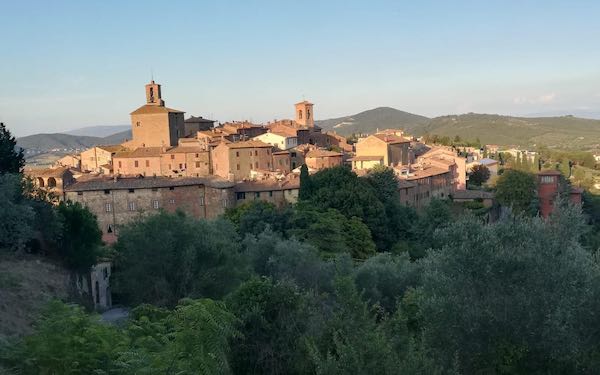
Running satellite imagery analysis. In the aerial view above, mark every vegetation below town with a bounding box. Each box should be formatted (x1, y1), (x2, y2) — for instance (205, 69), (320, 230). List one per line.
(3, 123), (600, 373)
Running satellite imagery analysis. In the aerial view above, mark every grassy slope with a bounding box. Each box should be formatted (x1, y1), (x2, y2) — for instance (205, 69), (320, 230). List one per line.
(0, 254), (71, 338)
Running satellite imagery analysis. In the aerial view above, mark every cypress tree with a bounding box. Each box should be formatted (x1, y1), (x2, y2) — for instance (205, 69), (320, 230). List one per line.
(299, 164), (312, 201)
(0, 123), (25, 174)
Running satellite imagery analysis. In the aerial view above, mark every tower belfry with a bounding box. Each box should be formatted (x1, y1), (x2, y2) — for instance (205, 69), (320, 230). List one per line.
(295, 100), (314, 127)
(145, 80), (164, 106)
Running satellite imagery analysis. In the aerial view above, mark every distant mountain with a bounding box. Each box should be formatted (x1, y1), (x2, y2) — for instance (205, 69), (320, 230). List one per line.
(418, 113), (600, 149)
(66, 125), (130, 137)
(316, 107), (430, 136)
(17, 129), (132, 155)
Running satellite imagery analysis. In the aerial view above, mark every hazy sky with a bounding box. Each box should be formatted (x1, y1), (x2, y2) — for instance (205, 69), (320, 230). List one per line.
(2, 0), (600, 136)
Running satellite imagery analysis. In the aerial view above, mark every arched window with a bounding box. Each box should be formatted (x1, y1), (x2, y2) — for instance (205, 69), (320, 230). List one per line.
(47, 177), (57, 188)
(298, 110), (303, 120)
(37, 177), (45, 187)
(307, 109), (311, 120)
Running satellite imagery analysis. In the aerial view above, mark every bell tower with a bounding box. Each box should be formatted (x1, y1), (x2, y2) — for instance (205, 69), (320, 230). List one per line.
(145, 80), (164, 106)
(295, 100), (314, 127)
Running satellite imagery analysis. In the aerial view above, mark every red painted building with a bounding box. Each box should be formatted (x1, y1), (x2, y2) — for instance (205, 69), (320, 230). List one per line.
(537, 170), (583, 218)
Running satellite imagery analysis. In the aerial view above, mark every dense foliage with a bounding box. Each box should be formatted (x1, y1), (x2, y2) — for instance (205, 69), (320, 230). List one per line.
(4, 154), (600, 374)
(0, 122), (25, 174)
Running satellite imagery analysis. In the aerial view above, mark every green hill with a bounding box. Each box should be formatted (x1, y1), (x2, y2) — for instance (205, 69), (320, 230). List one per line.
(17, 130), (132, 153)
(418, 113), (600, 149)
(316, 107), (430, 135)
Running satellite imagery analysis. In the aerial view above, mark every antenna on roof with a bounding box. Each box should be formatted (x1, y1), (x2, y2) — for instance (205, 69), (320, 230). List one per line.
(150, 67), (154, 82)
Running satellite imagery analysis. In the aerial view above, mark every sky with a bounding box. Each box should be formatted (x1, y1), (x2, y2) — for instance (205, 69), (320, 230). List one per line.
(1, 0), (600, 136)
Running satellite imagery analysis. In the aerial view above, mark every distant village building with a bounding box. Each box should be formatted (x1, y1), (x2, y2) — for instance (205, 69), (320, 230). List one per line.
(183, 116), (215, 137)
(27, 167), (75, 198)
(353, 132), (411, 170)
(305, 149), (343, 170)
(537, 170), (583, 218)
(55, 154), (81, 170)
(211, 140), (274, 181)
(254, 131), (298, 150)
(80, 145), (126, 173)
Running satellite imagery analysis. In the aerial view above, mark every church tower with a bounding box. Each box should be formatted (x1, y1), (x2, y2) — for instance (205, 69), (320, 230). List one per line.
(145, 80), (165, 106)
(295, 100), (314, 128)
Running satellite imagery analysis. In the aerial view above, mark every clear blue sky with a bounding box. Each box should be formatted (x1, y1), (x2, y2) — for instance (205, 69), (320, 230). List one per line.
(2, 0), (600, 136)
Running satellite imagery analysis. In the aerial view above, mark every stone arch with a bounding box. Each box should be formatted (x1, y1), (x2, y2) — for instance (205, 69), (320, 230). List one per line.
(47, 177), (57, 188)
(37, 177), (45, 187)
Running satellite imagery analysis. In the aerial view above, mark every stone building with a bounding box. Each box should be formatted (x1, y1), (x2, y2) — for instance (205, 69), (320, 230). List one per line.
(55, 154), (81, 170)
(80, 145), (126, 173)
(211, 140), (274, 181)
(305, 149), (343, 170)
(64, 176), (235, 242)
(396, 165), (454, 209)
(272, 150), (292, 174)
(253, 131), (298, 150)
(125, 80), (185, 148)
(113, 147), (163, 176)
(184, 116), (215, 137)
(537, 170), (583, 218)
(419, 147), (467, 190)
(353, 133), (411, 170)
(27, 167), (75, 198)
(234, 177), (300, 206)
(160, 146), (211, 177)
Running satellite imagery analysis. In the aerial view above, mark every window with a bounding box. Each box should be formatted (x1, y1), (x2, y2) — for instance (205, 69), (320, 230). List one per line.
(152, 188), (158, 192)
(236, 151), (240, 157)
(237, 164), (240, 170)
(179, 163), (183, 169)
(222, 199), (230, 208)
(107, 224), (113, 233)
(255, 192), (261, 198)
(77, 191), (83, 196)
(169, 186), (175, 191)
(291, 152), (297, 157)
(171, 155), (175, 160)
(152, 200), (159, 209)
(195, 153), (199, 158)
(134, 160), (139, 168)
(145, 160), (150, 167)
(105, 203), (112, 212)
(136, 121), (140, 127)
(128, 189), (134, 193)
(298, 110), (303, 119)
(269, 191), (273, 197)
(199, 196), (205, 206)
(128, 201), (136, 211)
(236, 192), (246, 200)
(104, 189), (110, 194)
(118, 161), (122, 168)
(169, 198), (176, 204)
(541, 176), (555, 184)
(254, 150), (258, 156)
(307, 109), (311, 119)
(196, 161), (201, 168)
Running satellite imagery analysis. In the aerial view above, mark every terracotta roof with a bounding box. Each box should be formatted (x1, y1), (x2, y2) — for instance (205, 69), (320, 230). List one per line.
(235, 179), (300, 192)
(404, 165), (449, 180)
(130, 105), (184, 115)
(164, 146), (206, 154)
(268, 125), (298, 137)
(114, 147), (163, 158)
(96, 144), (128, 153)
(223, 140), (272, 149)
(305, 149), (343, 158)
(452, 190), (495, 200)
(65, 176), (234, 192)
(373, 134), (410, 144)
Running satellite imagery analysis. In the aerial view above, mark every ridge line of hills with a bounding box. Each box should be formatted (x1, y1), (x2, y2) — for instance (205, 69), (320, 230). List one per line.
(17, 107), (600, 155)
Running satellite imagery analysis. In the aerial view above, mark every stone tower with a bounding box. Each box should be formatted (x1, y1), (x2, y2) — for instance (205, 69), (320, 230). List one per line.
(295, 100), (314, 128)
(145, 80), (165, 106)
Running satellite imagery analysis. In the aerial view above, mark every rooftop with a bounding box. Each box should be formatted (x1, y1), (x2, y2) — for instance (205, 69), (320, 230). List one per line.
(130, 104), (184, 115)
(164, 146), (206, 154)
(372, 133), (410, 144)
(306, 149), (343, 158)
(65, 176), (234, 192)
(185, 116), (214, 123)
(114, 147), (163, 158)
(222, 140), (272, 149)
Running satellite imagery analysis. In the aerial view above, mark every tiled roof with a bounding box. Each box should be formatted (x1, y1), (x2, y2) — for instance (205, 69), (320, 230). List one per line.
(223, 140), (272, 149)
(130, 105), (184, 115)
(114, 147), (163, 158)
(96, 144), (128, 153)
(373, 134), (410, 144)
(235, 179), (300, 192)
(65, 176), (234, 192)
(305, 149), (343, 158)
(164, 146), (206, 154)
(404, 165), (449, 180)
